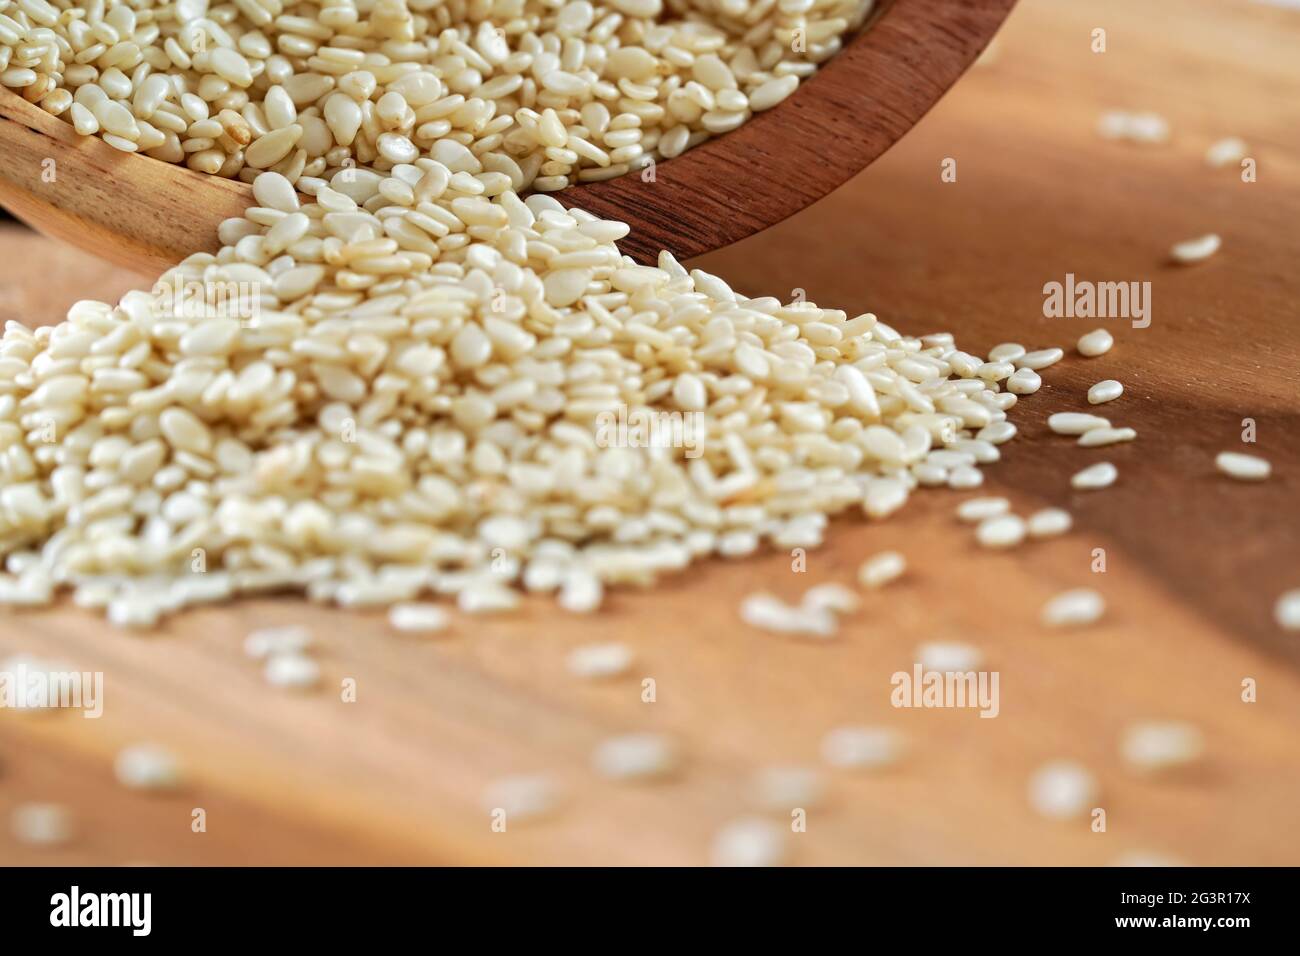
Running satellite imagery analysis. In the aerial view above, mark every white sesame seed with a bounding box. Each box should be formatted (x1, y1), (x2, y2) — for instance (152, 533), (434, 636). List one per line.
(1026, 508), (1073, 538)
(820, 726), (904, 770)
(710, 817), (788, 867)
(948, 465), (985, 490)
(1041, 588), (1106, 628)
(11, 802), (73, 846)
(263, 652), (321, 690)
(1071, 462), (1118, 490)
(114, 743), (182, 791)
(1215, 451), (1271, 481)
(1120, 722), (1204, 772)
(975, 514), (1026, 549)
(988, 343), (1026, 363)
(916, 640), (983, 672)
(244, 625), (313, 659)
(1077, 329), (1115, 357)
(482, 774), (559, 823)
(750, 765), (825, 810)
(957, 497), (1011, 523)
(1205, 137), (1248, 168)
(557, 568), (604, 614)
(1078, 426), (1137, 447)
(1006, 368), (1042, 395)
(1048, 412), (1111, 435)
(592, 733), (679, 781)
(566, 642), (635, 680)
(857, 551), (906, 589)
(1016, 348), (1065, 370)
(1276, 590), (1300, 631)
(1087, 380), (1124, 405)
(1171, 233), (1221, 264)
(740, 593), (837, 638)
(388, 603), (450, 633)
(802, 582), (860, 616)
(1028, 761), (1098, 820)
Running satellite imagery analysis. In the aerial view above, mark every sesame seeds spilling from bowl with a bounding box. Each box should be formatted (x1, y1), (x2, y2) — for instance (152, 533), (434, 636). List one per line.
(0, 166), (1052, 625)
(0, 0), (871, 192)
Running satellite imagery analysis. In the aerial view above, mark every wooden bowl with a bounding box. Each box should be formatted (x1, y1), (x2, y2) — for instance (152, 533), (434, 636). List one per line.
(0, 0), (1015, 275)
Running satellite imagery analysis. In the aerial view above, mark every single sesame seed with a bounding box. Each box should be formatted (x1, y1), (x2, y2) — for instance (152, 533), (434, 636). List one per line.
(957, 497), (1011, 523)
(263, 652), (322, 690)
(1049, 412), (1111, 435)
(566, 642), (634, 680)
(114, 743), (182, 792)
(802, 582), (860, 616)
(1171, 233), (1222, 264)
(1016, 348), (1065, 370)
(820, 726), (904, 770)
(1077, 329), (1115, 357)
(1120, 722), (1204, 772)
(388, 603), (450, 633)
(1026, 508), (1073, 538)
(11, 802), (74, 847)
(857, 551), (906, 589)
(1041, 588), (1106, 628)
(1078, 426), (1137, 447)
(740, 593), (837, 638)
(916, 640), (983, 672)
(481, 774), (559, 823)
(1205, 137), (1248, 168)
(244, 625), (313, 659)
(1276, 589), (1300, 631)
(975, 514), (1026, 549)
(1071, 462), (1118, 490)
(1087, 380), (1124, 405)
(710, 817), (788, 867)
(1028, 761), (1098, 820)
(750, 765), (825, 810)
(592, 733), (679, 781)
(1215, 451), (1271, 481)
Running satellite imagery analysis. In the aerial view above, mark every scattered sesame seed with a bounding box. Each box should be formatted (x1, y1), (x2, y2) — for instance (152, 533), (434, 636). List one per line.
(916, 640), (983, 672)
(740, 593), (837, 638)
(857, 551), (907, 590)
(592, 733), (679, 781)
(988, 343), (1027, 363)
(1087, 380), (1124, 405)
(1016, 348), (1065, 370)
(1078, 426), (1137, 447)
(1275, 590), (1300, 631)
(1028, 761), (1098, 820)
(11, 802), (73, 847)
(1215, 451), (1271, 481)
(1077, 328), (1115, 357)
(388, 603), (451, 633)
(1041, 588), (1106, 628)
(710, 817), (788, 867)
(482, 774), (559, 823)
(114, 743), (182, 792)
(1006, 368), (1042, 395)
(750, 765), (825, 810)
(802, 583), (860, 616)
(957, 497), (1011, 523)
(1205, 137), (1248, 168)
(244, 625), (313, 659)
(566, 642), (635, 680)
(263, 652), (322, 690)
(1120, 722), (1204, 772)
(820, 726), (904, 770)
(1026, 508), (1073, 538)
(975, 514), (1027, 549)
(1049, 413), (1111, 435)
(1171, 233), (1222, 264)
(1071, 462), (1118, 490)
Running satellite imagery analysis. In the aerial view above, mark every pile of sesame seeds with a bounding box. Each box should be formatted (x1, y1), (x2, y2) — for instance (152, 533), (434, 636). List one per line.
(1, 157), (1042, 626)
(1, 0), (869, 191)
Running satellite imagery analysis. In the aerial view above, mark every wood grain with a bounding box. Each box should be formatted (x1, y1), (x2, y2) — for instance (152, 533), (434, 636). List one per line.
(0, 0), (1015, 274)
(2, 0), (1299, 866)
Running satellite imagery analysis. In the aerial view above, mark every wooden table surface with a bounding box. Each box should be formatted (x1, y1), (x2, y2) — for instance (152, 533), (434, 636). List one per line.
(2, 0), (1298, 866)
